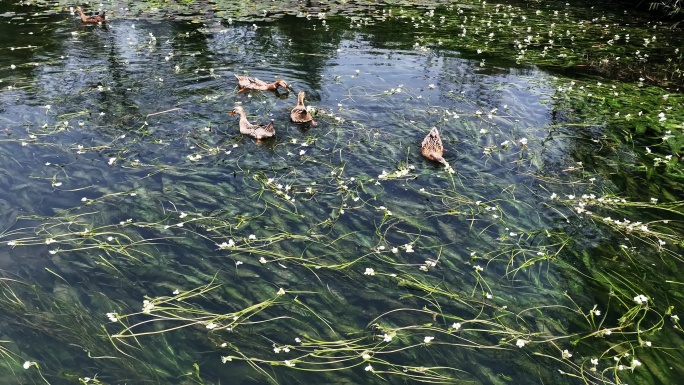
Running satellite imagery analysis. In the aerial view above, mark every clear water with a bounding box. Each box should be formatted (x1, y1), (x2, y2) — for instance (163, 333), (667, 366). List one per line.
(0, 2), (682, 385)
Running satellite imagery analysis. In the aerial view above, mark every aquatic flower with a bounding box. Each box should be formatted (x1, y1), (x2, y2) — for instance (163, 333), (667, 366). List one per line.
(106, 312), (118, 322)
(299, 150), (306, 156)
(284, 360), (295, 367)
(486, 293), (492, 299)
(173, 289), (179, 295)
(277, 288), (286, 296)
(10, 64), (16, 70)
(108, 157), (116, 165)
(142, 300), (154, 314)
(365, 364), (373, 372)
(248, 234), (256, 240)
(23, 361), (33, 369)
(364, 268), (375, 276)
(590, 358), (599, 366)
(633, 294), (648, 305)
(452, 322), (461, 331)
(259, 257), (266, 264)
(404, 244), (414, 253)
(45, 238), (55, 244)
(562, 349), (572, 359)
(428, 84), (435, 89)
(474, 265), (483, 272)
(382, 333), (393, 342)
(423, 336), (434, 344)
(221, 356), (232, 363)
(630, 359), (642, 370)
(516, 339), (526, 347)
(179, 212), (188, 218)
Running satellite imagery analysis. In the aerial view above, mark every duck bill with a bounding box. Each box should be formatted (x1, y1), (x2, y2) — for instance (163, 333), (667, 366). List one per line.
(229, 110), (236, 116)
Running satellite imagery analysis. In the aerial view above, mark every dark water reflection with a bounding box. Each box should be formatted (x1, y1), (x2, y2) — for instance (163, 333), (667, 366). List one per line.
(0, 3), (682, 385)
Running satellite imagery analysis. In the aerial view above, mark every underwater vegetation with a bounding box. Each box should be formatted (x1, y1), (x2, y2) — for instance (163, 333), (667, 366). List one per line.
(0, 0), (682, 384)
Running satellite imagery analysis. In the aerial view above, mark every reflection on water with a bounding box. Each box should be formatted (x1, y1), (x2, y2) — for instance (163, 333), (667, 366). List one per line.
(0, 2), (682, 385)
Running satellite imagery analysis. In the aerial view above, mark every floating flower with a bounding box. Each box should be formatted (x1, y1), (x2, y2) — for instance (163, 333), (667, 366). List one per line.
(364, 268), (375, 276)
(633, 294), (649, 305)
(23, 361), (33, 369)
(562, 349), (572, 359)
(277, 288), (286, 296)
(516, 339), (526, 348)
(404, 244), (414, 253)
(248, 234), (256, 240)
(452, 322), (461, 331)
(423, 336), (434, 344)
(106, 312), (118, 322)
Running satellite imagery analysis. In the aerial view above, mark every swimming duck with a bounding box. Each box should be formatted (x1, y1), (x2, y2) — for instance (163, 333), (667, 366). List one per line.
(75, 6), (105, 24)
(421, 127), (448, 166)
(290, 91), (317, 125)
(234, 75), (291, 93)
(229, 106), (275, 140)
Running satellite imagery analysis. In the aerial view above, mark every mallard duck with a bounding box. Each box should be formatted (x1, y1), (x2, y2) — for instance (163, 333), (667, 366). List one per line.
(290, 91), (317, 126)
(234, 75), (291, 94)
(229, 106), (275, 140)
(75, 6), (105, 24)
(421, 127), (448, 166)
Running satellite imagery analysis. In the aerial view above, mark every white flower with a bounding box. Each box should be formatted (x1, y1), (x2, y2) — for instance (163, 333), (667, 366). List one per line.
(284, 360), (295, 367)
(633, 294), (649, 305)
(277, 288), (286, 296)
(173, 289), (180, 295)
(428, 84), (435, 89)
(391, 247), (399, 253)
(404, 244), (414, 253)
(259, 257), (267, 264)
(474, 265), (484, 272)
(142, 300), (154, 314)
(295, 337), (302, 343)
(362, 353), (371, 360)
(106, 312), (118, 322)
(108, 157), (116, 165)
(248, 234), (256, 240)
(516, 339), (526, 348)
(590, 358), (599, 366)
(23, 361), (32, 369)
(365, 364), (373, 372)
(221, 356), (232, 363)
(423, 336), (434, 344)
(630, 359), (642, 370)
(382, 333), (393, 342)
(452, 322), (461, 331)
(45, 238), (56, 244)
(562, 349), (572, 359)
(7, 241), (16, 247)
(206, 322), (218, 329)
(486, 292), (493, 299)
(299, 150), (306, 155)
(364, 268), (375, 276)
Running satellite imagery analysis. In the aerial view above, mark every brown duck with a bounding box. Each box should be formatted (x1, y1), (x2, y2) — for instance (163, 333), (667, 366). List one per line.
(234, 75), (291, 94)
(229, 106), (275, 141)
(421, 127), (448, 166)
(75, 6), (105, 24)
(290, 91), (317, 126)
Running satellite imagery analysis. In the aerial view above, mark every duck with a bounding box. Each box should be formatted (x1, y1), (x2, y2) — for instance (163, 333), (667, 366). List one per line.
(290, 91), (317, 126)
(74, 6), (106, 24)
(234, 75), (291, 94)
(421, 127), (448, 166)
(229, 106), (275, 141)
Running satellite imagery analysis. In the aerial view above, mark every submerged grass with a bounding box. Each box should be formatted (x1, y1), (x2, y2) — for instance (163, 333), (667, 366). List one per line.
(0, 0), (683, 384)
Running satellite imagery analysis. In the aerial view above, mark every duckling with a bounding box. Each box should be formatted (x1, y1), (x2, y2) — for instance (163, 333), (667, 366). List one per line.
(234, 75), (291, 94)
(74, 6), (105, 24)
(421, 127), (448, 166)
(290, 91), (317, 126)
(229, 106), (275, 141)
